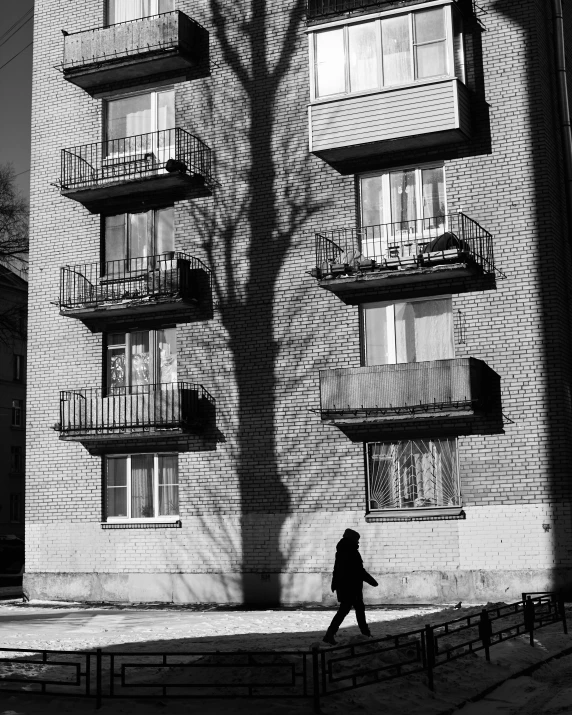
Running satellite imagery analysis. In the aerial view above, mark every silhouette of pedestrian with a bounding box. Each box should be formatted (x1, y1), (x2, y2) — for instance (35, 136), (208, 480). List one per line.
(323, 528), (378, 645)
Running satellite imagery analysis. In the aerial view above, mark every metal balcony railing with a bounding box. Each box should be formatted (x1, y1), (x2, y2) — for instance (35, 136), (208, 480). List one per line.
(60, 128), (213, 192)
(307, 0), (475, 20)
(59, 383), (213, 436)
(60, 253), (210, 310)
(314, 213), (494, 279)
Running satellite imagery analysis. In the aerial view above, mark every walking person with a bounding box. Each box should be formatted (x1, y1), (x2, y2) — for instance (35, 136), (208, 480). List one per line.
(323, 528), (378, 645)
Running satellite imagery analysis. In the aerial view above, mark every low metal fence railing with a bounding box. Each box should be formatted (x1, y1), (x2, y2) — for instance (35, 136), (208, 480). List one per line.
(0, 593), (566, 712)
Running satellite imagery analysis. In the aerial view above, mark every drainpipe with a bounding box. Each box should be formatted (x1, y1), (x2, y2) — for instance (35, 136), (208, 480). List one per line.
(552, 0), (572, 239)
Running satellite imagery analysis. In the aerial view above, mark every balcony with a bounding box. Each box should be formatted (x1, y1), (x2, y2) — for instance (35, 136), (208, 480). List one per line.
(60, 253), (211, 332)
(61, 11), (209, 97)
(307, 0), (475, 20)
(60, 128), (214, 215)
(312, 213), (495, 303)
(319, 358), (495, 440)
(58, 383), (214, 450)
(309, 78), (471, 173)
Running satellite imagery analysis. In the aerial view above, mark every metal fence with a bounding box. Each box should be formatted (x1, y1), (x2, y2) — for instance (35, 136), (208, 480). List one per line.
(313, 213), (495, 279)
(60, 253), (210, 310)
(0, 593), (566, 713)
(61, 128), (213, 191)
(58, 382), (213, 435)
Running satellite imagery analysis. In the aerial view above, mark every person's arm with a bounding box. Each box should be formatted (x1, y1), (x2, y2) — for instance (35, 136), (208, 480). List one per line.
(363, 570), (378, 587)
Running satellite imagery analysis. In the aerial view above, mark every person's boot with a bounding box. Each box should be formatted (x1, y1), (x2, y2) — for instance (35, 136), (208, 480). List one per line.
(322, 630), (337, 646)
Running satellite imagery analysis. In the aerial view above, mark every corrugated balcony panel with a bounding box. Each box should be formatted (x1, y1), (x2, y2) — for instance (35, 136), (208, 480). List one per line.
(59, 253), (211, 331)
(60, 128), (214, 214)
(309, 79), (471, 173)
(62, 11), (209, 97)
(58, 383), (214, 446)
(320, 358), (489, 431)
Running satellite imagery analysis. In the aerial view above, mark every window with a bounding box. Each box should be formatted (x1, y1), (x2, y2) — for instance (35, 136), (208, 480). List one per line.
(363, 296), (453, 365)
(11, 400), (23, 428)
(10, 447), (24, 474)
(367, 438), (460, 510)
(105, 207), (174, 270)
(311, 5), (464, 99)
(108, 0), (174, 24)
(13, 354), (23, 382)
(107, 328), (177, 393)
(9, 494), (22, 523)
(106, 454), (179, 520)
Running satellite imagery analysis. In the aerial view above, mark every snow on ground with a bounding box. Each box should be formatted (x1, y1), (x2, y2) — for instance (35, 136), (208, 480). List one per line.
(0, 600), (569, 714)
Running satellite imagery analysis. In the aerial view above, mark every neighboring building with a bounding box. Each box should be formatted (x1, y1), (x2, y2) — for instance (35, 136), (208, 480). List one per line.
(26, 0), (572, 603)
(0, 264), (27, 540)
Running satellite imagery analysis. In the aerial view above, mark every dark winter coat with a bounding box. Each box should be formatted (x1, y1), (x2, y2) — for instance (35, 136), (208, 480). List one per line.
(330, 537), (378, 603)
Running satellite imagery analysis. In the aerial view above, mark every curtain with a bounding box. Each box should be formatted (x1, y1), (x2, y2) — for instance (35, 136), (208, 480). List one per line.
(107, 334), (126, 392)
(158, 328), (177, 383)
(158, 455), (178, 516)
(131, 331), (150, 385)
(107, 457), (128, 517)
(381, 15), (412, 86)
(316, 28), (345, 97)
(129, 211), (151, 265)
(422, 167), (445, 229)
(107, 94), (153, 158)
(395, 298), (453, 362)
(348, 22), (379, 92)
(364, 303), (393, 365)
(390, 170), (416, 226)
(108, 0), (154, 24)
(155, 207), (175, 256)
(104, 214), (126, 267)
(131, 455), (154, 518)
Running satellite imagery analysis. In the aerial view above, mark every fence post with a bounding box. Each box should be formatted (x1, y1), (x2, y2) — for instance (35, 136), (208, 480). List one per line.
(424, 624), (435, 692)
(311, 645), (321, 714)
(478, 609), (491, 662)
(558, 593), (568, 635)
(96, 647), (102, 710)
(524, 596), (535, 647)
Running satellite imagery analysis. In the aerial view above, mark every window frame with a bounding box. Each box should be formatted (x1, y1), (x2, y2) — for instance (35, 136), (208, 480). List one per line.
(104, 452), (180, 523)
(365, 438), (461, 514)
(361, 294), (454, 366)
(104, 87), (175, 143)
(13, 354), (24, 382)
(11, 399), (23, 428)
(308, 1), (463, 102)
(10, 446), (24, 475)
(103, 206), (175, 268)
(9, 493), (22, 523)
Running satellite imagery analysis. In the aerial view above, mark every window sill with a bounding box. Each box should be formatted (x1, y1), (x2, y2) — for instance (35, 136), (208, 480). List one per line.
(365, 508), (465, 522)
(102, 519), (181, 529)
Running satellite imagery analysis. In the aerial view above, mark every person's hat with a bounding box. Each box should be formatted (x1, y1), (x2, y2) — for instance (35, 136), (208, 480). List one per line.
(343, 528), (360, 542)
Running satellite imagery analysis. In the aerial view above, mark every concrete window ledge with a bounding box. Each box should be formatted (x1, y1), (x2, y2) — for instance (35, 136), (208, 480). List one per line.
(365, 509), (465, 523)
(101, 520), (182, 529)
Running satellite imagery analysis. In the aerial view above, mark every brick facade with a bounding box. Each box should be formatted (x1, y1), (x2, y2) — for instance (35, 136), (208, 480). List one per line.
(25, 0), (572, 603)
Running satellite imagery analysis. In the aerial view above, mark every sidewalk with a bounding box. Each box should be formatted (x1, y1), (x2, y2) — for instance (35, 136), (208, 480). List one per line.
(0, 600), (569, 714)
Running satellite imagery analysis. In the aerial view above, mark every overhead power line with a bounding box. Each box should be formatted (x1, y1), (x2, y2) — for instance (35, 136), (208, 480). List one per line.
(0, 41), (33, 73)
(0, 9), (33, 47)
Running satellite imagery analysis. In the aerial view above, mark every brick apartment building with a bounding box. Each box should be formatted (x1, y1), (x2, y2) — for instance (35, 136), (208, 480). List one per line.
(26, 0), (572, 603)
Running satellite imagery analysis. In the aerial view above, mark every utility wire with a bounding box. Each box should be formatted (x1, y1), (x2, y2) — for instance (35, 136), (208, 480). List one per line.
(0, 41), (33, 73)
(14, 170), (30, 178)
(0, 9), (33, 47)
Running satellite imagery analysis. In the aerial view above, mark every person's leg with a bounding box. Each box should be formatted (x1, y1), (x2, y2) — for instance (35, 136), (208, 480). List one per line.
(354, 596), (371, 636)
(325, 601), (352, 637)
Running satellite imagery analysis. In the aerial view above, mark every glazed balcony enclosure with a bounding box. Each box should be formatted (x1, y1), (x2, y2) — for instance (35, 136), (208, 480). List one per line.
(60, 128), (214, 215)
(60, 253), (211, 332)
(61, 11), (209, 97)
(312, 213), (495, 303)
(320, 358), (491, 440)
(58, 383), (213, 446)
(307, 0), (474, 21)
(308, 3), (472, 172)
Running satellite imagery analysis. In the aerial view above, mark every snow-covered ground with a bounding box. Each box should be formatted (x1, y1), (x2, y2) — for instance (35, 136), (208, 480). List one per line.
(0, 600), (569, 714)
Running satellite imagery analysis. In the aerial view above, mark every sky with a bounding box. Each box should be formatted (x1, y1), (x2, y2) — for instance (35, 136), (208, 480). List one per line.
(0, 0), (35, 203)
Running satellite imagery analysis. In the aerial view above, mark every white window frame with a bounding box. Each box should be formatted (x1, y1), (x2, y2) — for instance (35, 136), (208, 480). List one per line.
(105, 452), (180, 523)
(362, 294), (454, 366)
(308, 1), (463, 102)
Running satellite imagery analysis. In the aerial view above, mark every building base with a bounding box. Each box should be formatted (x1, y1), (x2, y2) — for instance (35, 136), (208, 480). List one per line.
(23, 569), (572, 605)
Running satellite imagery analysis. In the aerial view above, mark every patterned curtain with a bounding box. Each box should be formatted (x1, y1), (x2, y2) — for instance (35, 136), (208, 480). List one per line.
(158, 455), (178, 516)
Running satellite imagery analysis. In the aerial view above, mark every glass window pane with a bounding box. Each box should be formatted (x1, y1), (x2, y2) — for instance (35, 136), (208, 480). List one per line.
(390, 170), (417, 225)
(421, 167), (445, 225)
(453, 9), (465, 82)
(131, 331), (150, 385)
(158, 0), (174, 12)
(416, 42), (447, 79)
(107, 457), (128, 487)
(108, 335), (126, 391)
(108, 0), (154, 24)
(105, 215), (127, 267)
(381, 15), (412, 86)
(158, 455), (178, 516)
(107, 457), (128, 518)
(364, 304), (394, 365)
(395, 298), (453, 363)
(414, 8), (445, 44)
(129, 211), (151, 263)
(158, 328), (177, 383)
(361, 176), (384, 227)
(157, 90), (175, 132)
(348, 22), (379, 93)
(156, 207), (174, 255)
(315, 29), (345, 97)
(107, 94), (153, 140)
(131, 455), (154, 518)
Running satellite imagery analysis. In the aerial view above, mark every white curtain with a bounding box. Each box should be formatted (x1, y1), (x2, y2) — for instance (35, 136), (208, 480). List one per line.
(348, 22), (379, 92)
(109, 0), (155, 24)
(381, 15), (412, 86)
(131, 455), (154, 518)
(316, 28), (345, 97)
(395, 298), (453, 363)
(158, 455), (178, 516)
(158, 328), (177, 383)
(131, 331), (150, 385)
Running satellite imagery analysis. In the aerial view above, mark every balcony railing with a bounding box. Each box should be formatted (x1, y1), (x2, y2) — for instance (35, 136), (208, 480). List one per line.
(61, 11), (209, 96)
(59, 383), (212, 437)
(60, 253), (210, 313)
(60, 128), (214, 212)
(314, 213), (495, 279)
(307, 0), (474, 20)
